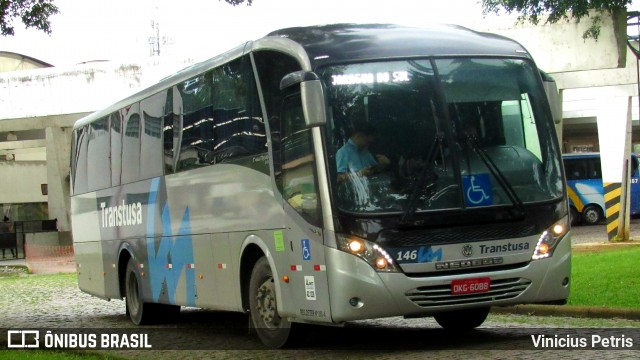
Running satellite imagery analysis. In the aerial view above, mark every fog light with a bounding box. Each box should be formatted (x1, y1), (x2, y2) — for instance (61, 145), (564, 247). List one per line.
(562, 277), (569, 286)
(349, 297), (360, 307)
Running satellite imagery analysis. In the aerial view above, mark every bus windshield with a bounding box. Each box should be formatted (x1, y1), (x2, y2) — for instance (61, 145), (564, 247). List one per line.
(322, 58), (564, 215)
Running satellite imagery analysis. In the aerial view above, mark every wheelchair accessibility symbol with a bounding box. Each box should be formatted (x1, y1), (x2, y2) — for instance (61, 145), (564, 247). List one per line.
(462, 174), (493, 207)
(301, 239), (311, 261)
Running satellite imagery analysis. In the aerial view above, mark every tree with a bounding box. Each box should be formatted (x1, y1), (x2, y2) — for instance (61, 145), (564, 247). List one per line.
(482, 0), (632, 39)
(222, 0), (254, 5)
(1, 0), (59, 36)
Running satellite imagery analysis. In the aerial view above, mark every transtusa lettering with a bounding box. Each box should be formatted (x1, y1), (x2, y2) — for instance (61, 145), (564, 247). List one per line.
(100, 201), (143, 228)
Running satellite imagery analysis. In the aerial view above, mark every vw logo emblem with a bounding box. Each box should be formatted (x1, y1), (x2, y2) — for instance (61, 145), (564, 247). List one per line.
(461, 244), (473, 257)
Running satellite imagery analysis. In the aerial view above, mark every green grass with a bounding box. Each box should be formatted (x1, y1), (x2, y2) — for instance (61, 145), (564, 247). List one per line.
(0, 350), (126, 360)
(568, 245), (640, 308)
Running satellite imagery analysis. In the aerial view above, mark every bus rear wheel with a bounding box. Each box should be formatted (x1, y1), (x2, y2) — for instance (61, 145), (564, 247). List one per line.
(249, 257), (293, 348)
(582, 205), (603, 225)
(433, 307), (490, 331)
(125, 258), (163, 325)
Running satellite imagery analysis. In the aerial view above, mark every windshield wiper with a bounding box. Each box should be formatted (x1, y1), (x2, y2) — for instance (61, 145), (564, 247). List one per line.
(465, 133), (526, 218)
(400, 132), (444, 225)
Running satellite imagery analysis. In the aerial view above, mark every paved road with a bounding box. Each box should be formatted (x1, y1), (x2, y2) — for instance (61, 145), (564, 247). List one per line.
(570, 218), (640, 245)
(1, 270), (639, 358)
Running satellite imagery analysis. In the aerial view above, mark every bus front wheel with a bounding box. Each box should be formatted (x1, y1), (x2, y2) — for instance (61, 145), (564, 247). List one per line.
(582, 205), (603, 225)
(433, 307), (490, 331)
(249, 257), (293, 348)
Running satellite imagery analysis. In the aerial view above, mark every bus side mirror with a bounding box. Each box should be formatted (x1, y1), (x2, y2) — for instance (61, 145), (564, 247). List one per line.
(280, 71), (327, 128)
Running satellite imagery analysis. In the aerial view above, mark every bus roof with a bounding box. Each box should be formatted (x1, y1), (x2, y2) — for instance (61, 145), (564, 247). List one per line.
(266, 23), (532, 69)
(73, 23), (532, 130)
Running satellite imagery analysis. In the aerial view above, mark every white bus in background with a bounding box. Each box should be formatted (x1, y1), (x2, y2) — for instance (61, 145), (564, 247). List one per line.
(70, 24), (571, 348)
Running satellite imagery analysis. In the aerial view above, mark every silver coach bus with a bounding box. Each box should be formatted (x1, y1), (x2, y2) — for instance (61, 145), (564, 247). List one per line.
(70, 24), (570, 348)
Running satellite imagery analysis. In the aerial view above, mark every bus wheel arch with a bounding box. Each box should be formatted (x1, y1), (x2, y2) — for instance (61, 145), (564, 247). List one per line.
(240, 243), (265, 313)
(582, 204), (603, 225)
(117, 248), (133, 299)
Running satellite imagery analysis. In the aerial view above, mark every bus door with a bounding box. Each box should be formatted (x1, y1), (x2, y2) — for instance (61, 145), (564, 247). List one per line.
(253, 49), (331, 322)
(276, 91), (331, 322)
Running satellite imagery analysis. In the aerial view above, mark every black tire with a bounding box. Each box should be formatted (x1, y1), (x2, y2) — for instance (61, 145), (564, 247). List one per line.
(249, 257), (293, 348)
(125, 258), (159, 325)
(582, 205), (603, 225)
(433, 307), (490, 331)
(569, 206), (580, 226)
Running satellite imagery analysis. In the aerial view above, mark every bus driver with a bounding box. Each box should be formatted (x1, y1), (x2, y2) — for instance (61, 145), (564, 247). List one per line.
(336, 121), (390, 181)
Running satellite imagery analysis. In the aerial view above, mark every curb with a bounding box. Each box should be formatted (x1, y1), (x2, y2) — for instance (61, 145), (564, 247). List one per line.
(0, 264), (30, 275)
(492, 305), (640, 321)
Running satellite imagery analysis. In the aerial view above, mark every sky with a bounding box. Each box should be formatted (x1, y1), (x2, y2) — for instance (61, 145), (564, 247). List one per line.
(2, 0), (640, 67)
(1, 0), (494, 66)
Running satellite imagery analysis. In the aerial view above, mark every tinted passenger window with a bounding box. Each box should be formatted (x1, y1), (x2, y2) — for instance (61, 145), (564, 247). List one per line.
(121, 104), (141, 184)
(110, 112), (122, 186)
(87, 117), (111, 190)
(163, 88), (176, 174)
(141, 91), (166, 179)
(72, 126), (89, 194)
(564, 159), (585, 180)
(177, 73), (212, 171)
(564, 157), (602, 180)
(175, 55), (266, 172)
(210, 59), (265, 163)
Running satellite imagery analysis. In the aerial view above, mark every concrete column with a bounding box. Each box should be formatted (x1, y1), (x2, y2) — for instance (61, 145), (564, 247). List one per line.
(45, 126), (72, 239)
(554, 89), (564, 150)
(596, 89), (632, 241)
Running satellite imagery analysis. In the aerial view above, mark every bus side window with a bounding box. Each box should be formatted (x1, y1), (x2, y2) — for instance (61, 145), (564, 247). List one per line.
(563, 159), (581, 180)
(122, 104), (141, 184)
(72, 126), (89, 194)
(87, 116), (111, 191)
(110, 112), (122, 186)
(163, 88), (175, 174)
(588, 158), (602, 179)
(140, 91), (166, 180)
(176, 73), (211, 171)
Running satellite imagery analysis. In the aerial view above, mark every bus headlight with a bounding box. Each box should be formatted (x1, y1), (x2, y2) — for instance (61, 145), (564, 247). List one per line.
(336, 234), (399, 272)
(532, 216), (569, 260)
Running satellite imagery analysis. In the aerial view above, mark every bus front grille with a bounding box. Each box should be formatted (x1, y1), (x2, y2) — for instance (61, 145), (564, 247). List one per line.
(379, 223), (537, 247)
(405, 278), (531, 307)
